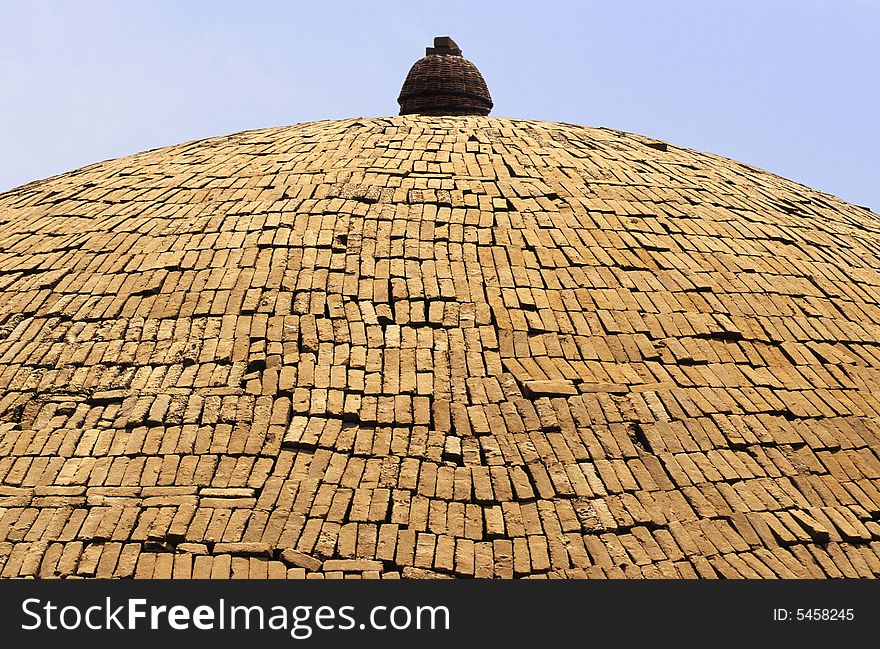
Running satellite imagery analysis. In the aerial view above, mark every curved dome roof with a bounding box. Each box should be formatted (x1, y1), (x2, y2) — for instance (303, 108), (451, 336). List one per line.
(1, 116), (879, 579)
(398, 37), (492, 116)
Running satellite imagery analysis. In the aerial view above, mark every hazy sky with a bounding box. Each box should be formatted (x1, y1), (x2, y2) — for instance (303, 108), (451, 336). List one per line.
(1, 1), (878, 209)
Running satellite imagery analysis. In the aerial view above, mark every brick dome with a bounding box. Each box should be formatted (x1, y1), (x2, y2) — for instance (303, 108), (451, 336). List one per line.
(0, 117), (879, 579)
(398, 37), (492, 116)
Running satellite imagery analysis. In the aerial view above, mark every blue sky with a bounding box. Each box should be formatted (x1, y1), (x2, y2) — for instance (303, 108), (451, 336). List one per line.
(1, 0), (878, 209)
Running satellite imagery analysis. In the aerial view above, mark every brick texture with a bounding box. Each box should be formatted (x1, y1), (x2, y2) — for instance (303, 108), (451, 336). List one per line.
(0, 116), (879, 579)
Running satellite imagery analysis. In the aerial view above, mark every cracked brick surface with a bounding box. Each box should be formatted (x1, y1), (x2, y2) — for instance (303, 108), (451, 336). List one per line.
(0, 116), (879, 579)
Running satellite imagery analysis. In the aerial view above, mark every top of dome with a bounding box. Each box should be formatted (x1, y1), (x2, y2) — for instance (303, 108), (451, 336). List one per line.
(398, 37), (493, 116)
(0, 116), (879, 580)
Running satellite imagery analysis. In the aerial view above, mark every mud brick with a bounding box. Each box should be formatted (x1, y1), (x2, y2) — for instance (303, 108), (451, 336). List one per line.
(229, 556), (249, 578)
(428, 499), (449, 534)
(527, 536), (551, 572)
(454, 539), (475, 577)
(76, 543), (103, 577)
(280, 548), (322, 571)
(171, 553), (193, 579)
(464, 504), (483, 540)
(525, 463), (556, 498)
(348, 488), (373, 522)
(368, 488), (391, 522)
(52, 541), (83, 576)
(208, 554), (231, 579)
(133, 553), (157, 579)
(178, 542), (208, 555)
(110, 543), (139, 578)
(38, 543), (63, 578)
(394, 529), (417, 567)
(414, 533), (436, 569)
(408, 496), (430, 530)
(200, 497), (257, 509)
(265, 560), (286, 579)
(523, 380), (578, 398)
(374, 523), (398, 562)
(356, 523), (378, 559)
(472, 541), (493, 578)
(428, 466), (453, 501)
(430, 534), (454, 573)
(336, 523), (357, 558)
(472, 466), (495, 503)
(213, 542), (273, 557)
